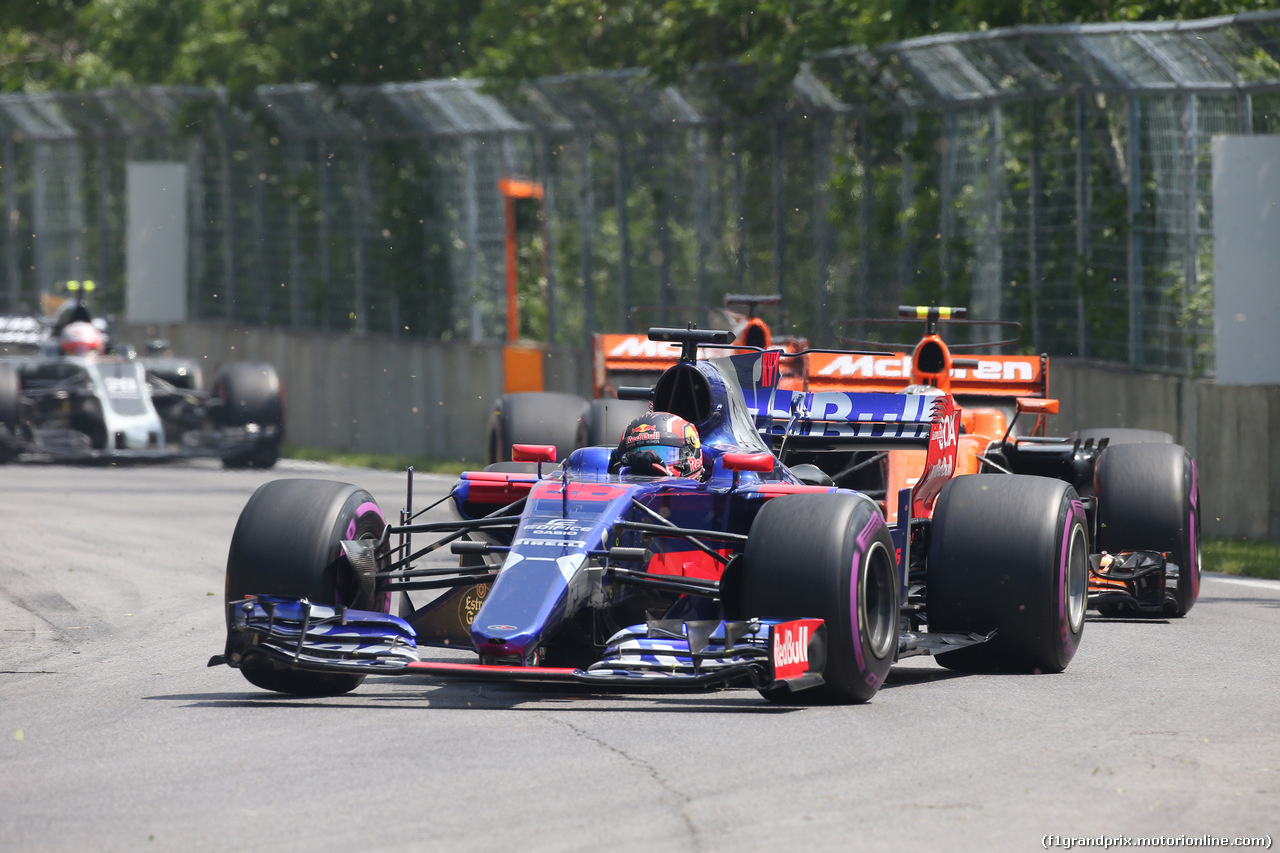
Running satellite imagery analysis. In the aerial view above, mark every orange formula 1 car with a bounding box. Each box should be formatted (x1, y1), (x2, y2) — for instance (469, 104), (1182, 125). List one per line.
(487, 294), (809, 464)
(767, 306), (1200, 619)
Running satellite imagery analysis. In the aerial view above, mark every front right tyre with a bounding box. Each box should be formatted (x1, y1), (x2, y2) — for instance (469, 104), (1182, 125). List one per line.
(735, 493), (899, 704)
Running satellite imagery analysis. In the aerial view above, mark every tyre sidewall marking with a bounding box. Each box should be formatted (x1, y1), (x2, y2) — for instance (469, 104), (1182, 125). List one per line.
(338, 497), (388, 612)
(850, 508), (889, 690)
(1187, 459), (1200, 602)
(1059, 497), (1087, 658)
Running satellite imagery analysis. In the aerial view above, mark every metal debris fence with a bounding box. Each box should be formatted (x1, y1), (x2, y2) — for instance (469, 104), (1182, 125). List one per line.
(4, 12), (1280, 375)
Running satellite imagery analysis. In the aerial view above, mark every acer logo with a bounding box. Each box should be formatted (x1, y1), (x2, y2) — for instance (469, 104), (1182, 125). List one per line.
(932, 409), (957, 451)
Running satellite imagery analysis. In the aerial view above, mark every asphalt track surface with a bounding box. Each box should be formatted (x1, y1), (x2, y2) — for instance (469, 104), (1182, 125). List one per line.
(1, 461), (1277, 853)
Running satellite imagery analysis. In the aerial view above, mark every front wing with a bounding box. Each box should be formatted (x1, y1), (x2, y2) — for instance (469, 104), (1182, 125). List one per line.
(211, 596), (826, 693)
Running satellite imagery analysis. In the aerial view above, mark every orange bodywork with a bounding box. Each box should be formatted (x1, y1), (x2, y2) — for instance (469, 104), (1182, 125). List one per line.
(806, 350), (1046, 398)
(592, 316), (808, 398)
(812, 308), (1055, 519)
(502, 344), (545, 394)
(882, 432), (996, 523)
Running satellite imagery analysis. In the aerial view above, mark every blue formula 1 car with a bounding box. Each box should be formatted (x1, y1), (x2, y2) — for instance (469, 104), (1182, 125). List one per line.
(211, 328), (1089, 703)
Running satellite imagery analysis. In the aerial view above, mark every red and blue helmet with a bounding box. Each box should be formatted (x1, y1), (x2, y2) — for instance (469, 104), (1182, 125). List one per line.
(614, 412), (704, 478)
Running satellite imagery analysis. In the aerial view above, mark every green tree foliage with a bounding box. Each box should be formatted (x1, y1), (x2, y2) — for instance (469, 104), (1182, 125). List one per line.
(3, 0), (1272, 94)
(2, 0), (479, 95)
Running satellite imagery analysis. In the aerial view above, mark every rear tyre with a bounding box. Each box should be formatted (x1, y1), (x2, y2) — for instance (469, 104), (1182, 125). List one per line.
(0, 362), (19, 461)
(486, 392), (589, 464)
(585, 398), (650, 447)
(1070, 427), (1173, 447)
(483, 461), (539, 475)
(216, 363), (284, 469)
(1095, 443), (1200, 617)
(736, 493), (899, 704)
(928, 475), (1088, 673)
(225, 479), (388, 695)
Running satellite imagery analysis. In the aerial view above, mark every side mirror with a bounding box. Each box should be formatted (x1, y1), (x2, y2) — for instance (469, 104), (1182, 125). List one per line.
(616, 386), (654, 401)
(511, 444), (556, 463)
(722, 452), (774, 473)
(1016, 397), (1059, 415)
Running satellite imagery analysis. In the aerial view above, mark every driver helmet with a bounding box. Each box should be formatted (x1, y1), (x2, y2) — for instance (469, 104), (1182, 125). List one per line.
(60, 321), (105, 356)
(614, 412), (704, 478)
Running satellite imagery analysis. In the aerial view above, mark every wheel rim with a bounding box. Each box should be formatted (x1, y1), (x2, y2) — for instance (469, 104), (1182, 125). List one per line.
(1065, 523), (1087, 634)
(860, 540), (898, 661)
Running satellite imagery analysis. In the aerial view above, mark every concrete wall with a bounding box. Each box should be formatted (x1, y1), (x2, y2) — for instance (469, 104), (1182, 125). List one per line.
(115, 322), (589, 465)
(115, 324), (1280, 541)
(1047, 360), (1280, 542)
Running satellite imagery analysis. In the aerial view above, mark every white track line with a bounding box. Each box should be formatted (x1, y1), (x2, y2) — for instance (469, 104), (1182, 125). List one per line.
(1202, 572), (1280, 592)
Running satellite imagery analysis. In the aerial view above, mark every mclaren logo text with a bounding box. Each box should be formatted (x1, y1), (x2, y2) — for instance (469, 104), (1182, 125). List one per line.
(817, 354), (1034, 381)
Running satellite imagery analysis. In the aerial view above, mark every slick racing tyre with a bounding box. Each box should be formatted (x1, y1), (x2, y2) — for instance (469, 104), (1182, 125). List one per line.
(0, 362), (19, 461)
(585, 398), (650, 447)
(1095, 443), (1200, 617)
(928, 475), (1088, 673)
(1070, 427), (1174, 447)
(225, 479), (389, 695)
(487, 391), (589, 464)
(216, 362), (283, 469)
(735, 493), (899, 704)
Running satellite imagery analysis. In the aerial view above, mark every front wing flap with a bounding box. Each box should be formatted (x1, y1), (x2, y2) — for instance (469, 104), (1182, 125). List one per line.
(1088, 550), (1174, 614)
(211, 596), (825, 692)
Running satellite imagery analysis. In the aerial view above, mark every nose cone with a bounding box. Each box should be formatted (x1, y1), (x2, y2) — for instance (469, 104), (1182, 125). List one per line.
(469, 553), (584, 664)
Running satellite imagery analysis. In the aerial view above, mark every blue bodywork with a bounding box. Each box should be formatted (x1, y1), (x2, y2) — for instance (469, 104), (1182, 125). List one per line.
(217, 347), (949, 691)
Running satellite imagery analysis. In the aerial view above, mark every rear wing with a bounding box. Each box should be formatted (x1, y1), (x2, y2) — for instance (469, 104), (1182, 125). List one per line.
(0, 315), (48, 348)
(750, 387), (939, 448)
(717, 349), (958, 454)
(594, 333), (682, 388)
(806, 351), (1047, 398)
(593, 331), (807, 398)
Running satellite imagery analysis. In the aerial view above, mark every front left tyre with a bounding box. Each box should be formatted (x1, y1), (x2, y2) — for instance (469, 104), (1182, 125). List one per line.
(0, 362), (20, 462)
(927, 474), (1088, 673)
(1094, 443), (1200, 617)
(225, 479), (388, 695)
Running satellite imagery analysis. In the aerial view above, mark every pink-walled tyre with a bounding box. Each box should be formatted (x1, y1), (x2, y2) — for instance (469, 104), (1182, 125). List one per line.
(928, 475), (1088, 673)
(1095, 443), (1200, 617)
(225, 479), (388, 695)
(735, 493), (898, 704)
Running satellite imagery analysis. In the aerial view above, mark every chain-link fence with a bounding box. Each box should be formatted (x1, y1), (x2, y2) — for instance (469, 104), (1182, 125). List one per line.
(3, 12), (1280, 374)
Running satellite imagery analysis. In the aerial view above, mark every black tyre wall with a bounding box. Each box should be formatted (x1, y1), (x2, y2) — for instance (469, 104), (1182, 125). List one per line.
(225, 479), (388, 695)
(586, 398), (651, 447)
(1070, 427), (1173, 446)
(0, 361), (18, 431)
(737, 493), (899, 704)
(0, 362), (19, 461)
(487, 392), (589, 463)
(927, 475), (1088, 673)
(216, 362), (283, 469)
(217, 362), (283, 426)
(1095, 443), (1200, 616)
